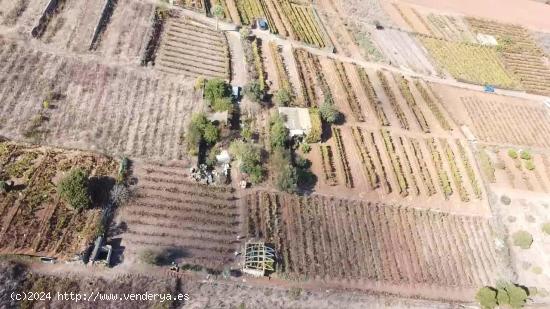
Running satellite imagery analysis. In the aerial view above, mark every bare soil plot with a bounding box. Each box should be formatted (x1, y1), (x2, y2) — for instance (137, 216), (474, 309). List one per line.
(245, 191), (504, 299)
(370, 28), (438, 76)
(0, 38), (200, 161)
(534, 31), (550, 56)
(94, 0), (154, 64)
(154, 16), (231, 80)
(0, 140), (117, 259)
(329, 0), (393, 26)
(491, 191), (550, 302)
(118, 161), (241, 270)
(430, 83), (550, 149)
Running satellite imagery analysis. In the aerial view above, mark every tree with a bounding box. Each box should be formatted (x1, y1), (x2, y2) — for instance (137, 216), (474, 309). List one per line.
(319, 101), (341, 123)
(204, 78), (229, 104)
(476, 287), (497, 309)
(212, 4), (224, 31)
(203, 123), (220, 144)
(58, 168), (90, 210)
(512, 230), (533, 249)
(244, 79), (263, 103)
(271, 147), (297, 193)
(269, 113), (288, 149)
(229, 140), (264, 184)
(274, 88), (291, 106)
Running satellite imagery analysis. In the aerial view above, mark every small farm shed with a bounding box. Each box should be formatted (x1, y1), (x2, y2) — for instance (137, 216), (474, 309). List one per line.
(277, 107), (312, 138)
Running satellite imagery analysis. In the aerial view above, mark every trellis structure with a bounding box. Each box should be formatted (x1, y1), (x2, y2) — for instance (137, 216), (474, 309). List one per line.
(242, 241), (275, 277)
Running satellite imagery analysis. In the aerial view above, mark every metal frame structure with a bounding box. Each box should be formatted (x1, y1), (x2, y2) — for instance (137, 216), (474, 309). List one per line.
(242, 241), (275, 277)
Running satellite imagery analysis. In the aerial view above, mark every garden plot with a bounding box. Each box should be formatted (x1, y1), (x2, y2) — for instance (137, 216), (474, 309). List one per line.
(420, 37), (518, 88)
(118, 160), (241, 270)
(0, 38), (200, 161)
(245, 191), (504, 300)
(467, 18), (550, 96)
(309, 126), (487, 216)
(155, 16), (230, 80)
(94, 0), (154, 64)
(431, 84), (550, 149)
(176, 0), (206, 13)
(534, 32), (550, 56)
(0, 140), (117, 259)
(329, 0), (393, 26)
(371, 29), (438, 76)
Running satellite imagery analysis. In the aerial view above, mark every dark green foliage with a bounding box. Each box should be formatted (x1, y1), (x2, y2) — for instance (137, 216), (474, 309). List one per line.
(185, 113), (219, 154)
(230, 140), (264, 184)
(477, 282), (529, 309)
(244, 79), (263, 103)
(274, 88), (292, 106)
(476, 287), (497, 309)
(57, 168), (90, 210)
(269, 113), (289, 149)
(204, 78), (230, 104)
(319, 101), (341, 123)
(271, 147), (297, 193)
(212, 97), (233, 112)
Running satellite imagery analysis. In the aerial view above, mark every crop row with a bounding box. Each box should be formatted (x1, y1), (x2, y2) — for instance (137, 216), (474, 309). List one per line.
(235, 0), (279, 34)
(420, 36), (518, 89)
(269, 42), (292, 93)
(395, 75), (430, 133)
(455, 140), (482, 199)
(397, 136), (420, 195)
(461, 96), (550, 148)
(351, 127), (380, 190)
(426, 138), (452, 199)
(413, 81), (452, 130)
(333, 127), (354, 188)
(252, 38), (266, 90)
(440, 139), (469, 202)
(245, 190), (500, 287)
(377, 71), (409, 130)
(356, 67), (389, 126)
(334, 60), (364, 122)
(380, 130), (409, 196)
(409, 138), (437, 196)
(279, 1), (326, 48)
(293, 49), (318, 106)
(319, 145), (339, 186)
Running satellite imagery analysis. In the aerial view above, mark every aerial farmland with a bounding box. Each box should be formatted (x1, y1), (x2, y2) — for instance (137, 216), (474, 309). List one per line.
(0, 0), (549, 308)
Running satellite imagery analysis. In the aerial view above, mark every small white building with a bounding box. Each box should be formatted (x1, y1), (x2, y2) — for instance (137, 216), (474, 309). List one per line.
(277, 107), (312, 138)
(476, 33), (498, 46)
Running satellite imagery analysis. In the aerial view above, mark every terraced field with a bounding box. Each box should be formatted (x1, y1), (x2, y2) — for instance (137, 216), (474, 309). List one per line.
(0, 38), (199, 161)
(0, 140), (117, 258)
(119, 161), (240, 270)
(246, 191), (502, 294)
(467, 18), (550, 95)
(155, 16), (231, 80)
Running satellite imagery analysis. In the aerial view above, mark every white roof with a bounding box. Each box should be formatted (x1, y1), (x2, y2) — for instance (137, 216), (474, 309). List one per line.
(277, 107), (312, 137)
(476, 33), (498, 46)
(216, 150), (231, 164)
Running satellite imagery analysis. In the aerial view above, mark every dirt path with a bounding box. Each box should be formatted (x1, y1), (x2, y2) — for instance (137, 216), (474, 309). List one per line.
(226, 31), (247, 86)
(250, 28), (550, 104)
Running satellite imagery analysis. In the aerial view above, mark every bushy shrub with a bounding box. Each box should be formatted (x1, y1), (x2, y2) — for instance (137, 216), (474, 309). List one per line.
(269, 113), (288, 149)
(139, 248), (170, 265)
(301, 142), (311, 153)
(185, 113), (219, 154)
(542, 222), (550, 235)
(274, 88), (292, 106)
(319, 101), (341, 123)
(520, 150), (532, 160)
(524, 160), (535, 171)
(512, 230), (533, 249)
(229, 140), (264, 184)
(306, 108), (321, 143)
(244, 79), (263, 103)
(203, 123), (220, 145)
(271, 147), (297, 193)
(507, 149), (518, 159)
(212, 97), (233, 112)
(58, 168), (90, 210)
(476, 286), (497, 309)
(204, 78), (230, 104)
